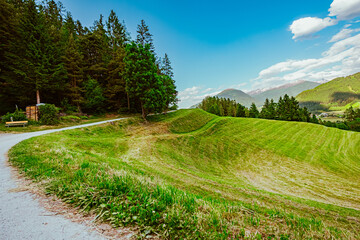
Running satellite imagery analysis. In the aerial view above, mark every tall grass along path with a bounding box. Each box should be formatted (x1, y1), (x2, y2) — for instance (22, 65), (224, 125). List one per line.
(0, 118), (125, 240)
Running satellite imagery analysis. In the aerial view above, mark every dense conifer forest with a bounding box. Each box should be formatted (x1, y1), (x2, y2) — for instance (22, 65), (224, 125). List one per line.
(0, 0), (177, 119)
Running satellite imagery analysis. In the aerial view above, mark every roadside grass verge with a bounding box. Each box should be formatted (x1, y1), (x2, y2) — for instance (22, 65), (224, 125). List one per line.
(0, 113), (138, 133)
(9, 109), (360, 239)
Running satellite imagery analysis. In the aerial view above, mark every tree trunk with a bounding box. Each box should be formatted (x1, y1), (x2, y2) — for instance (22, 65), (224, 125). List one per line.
(36, 90), (40, 104)
(77, 103), (82, 113)
(127, 92), (130, 111)
(141, 102), (147, 122)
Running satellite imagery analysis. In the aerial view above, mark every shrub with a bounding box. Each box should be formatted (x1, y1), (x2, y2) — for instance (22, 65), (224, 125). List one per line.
(79, 115), (88, 120)
(60, 98), (77, 114)
(60, 115), (81, 122)
(83, 77), (105, 113)
(39, 104), (59, 125)
(335, 122), (349, 130)
(1, 109), (27, 123)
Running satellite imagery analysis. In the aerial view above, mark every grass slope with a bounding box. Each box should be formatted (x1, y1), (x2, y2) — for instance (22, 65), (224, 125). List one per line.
(9, 109), (360, 239)
(252, 81), (319, 104)
(297, 72), (360, 112)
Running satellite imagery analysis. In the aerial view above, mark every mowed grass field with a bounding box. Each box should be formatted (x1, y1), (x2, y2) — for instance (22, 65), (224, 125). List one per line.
(9, 109), (360, 239)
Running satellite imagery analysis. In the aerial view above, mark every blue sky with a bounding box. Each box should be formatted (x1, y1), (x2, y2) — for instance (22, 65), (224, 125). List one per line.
(60, 0), (360, 108)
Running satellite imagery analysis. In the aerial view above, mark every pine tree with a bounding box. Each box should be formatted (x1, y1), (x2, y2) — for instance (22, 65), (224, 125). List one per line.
(17, 0), (61, 104)
(161, 53), (174, 78)
(268, 99), (276, 119)
(236, 104), (246, 117)
(260, 98), (277, 119)
(105, 10), (129, 111)
(106, 46), (127, 110)
(136, 19), (155, 53)
(42, 0), (67, 105)
(125, 42), (166, 120)
(0, 0), (19, 113)
(63, 34), (84, 112)
(159, 53), (177, 109)
(249, 103), (259, 118)
(62, 12), (76, 40)
(106, 10), (129, 48)
(80, 15), (109, 87)
(260, 98), (270, 119)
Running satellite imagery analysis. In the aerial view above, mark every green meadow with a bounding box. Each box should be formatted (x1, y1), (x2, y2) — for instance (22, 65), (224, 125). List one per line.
(10, 109), (360, 239)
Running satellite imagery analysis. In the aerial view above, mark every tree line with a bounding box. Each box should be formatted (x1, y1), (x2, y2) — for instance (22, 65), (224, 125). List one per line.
(199, 94), (317, 123)
(0, 0), (177, 119)
(322, 106), (360, 132)
(199, 95), (360, 132)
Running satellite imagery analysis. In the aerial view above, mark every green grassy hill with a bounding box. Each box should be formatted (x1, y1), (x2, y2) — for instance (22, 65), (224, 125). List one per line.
(252, 81), (319, 104)
(297, 72), (360, 112)
(216, 88), (256, 107)
(10, 109), (360, 239)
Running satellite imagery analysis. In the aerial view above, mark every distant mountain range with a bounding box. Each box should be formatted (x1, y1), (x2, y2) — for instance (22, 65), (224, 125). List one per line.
(190, 73), (360, 112)
(216, 89), (256, 107)
(249, 80), (320, 104)
(190, 81), (320, 109)
(297, 72), (360, 112)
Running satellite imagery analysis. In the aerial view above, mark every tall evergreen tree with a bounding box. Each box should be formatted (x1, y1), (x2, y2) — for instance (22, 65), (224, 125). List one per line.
(105, 10), (129, 111)
(249, 103), (259, 118)
(0, 0), (19, 113)
(106, 10), (129, 48)
(16, 0), (63, 104)
(236, 103), (246, 117)
(79, 15), (109, 88)
(42, 0), (67, 105)
(159, 53), (177, 109)
(106, 46), (127, 110)
(260, 98), (276, 119)
(125, 42), (166, 120)
(63, 34), (84, 111)
(161, 53), (174, 78)
(136, 19), (155, 53)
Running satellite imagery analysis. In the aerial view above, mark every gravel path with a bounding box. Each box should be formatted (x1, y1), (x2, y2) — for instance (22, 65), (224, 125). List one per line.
(0, 118), (126, 240)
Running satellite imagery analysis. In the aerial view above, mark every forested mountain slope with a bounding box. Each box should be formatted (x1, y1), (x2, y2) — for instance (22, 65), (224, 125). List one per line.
(297, 72), (360, 112)
(252, 80), (319, 104)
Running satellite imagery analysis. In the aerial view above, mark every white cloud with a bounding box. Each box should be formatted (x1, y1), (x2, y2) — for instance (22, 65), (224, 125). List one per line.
(253, 33), (360, 90)
(290, 17), (336, 40)
(178, 86), (221, 108)
(258, 59), (318, 79)
(290, 0), (360, 40)
(177, 86), (201, 100)
(329, 0), (360, 20)
(328, 28), (357, 42)
(324, 32), (360, 56)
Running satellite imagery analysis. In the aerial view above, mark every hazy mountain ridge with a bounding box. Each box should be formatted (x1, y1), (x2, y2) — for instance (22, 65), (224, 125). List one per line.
(250, 81), (320, 104)
(216, 88), (256, 107)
